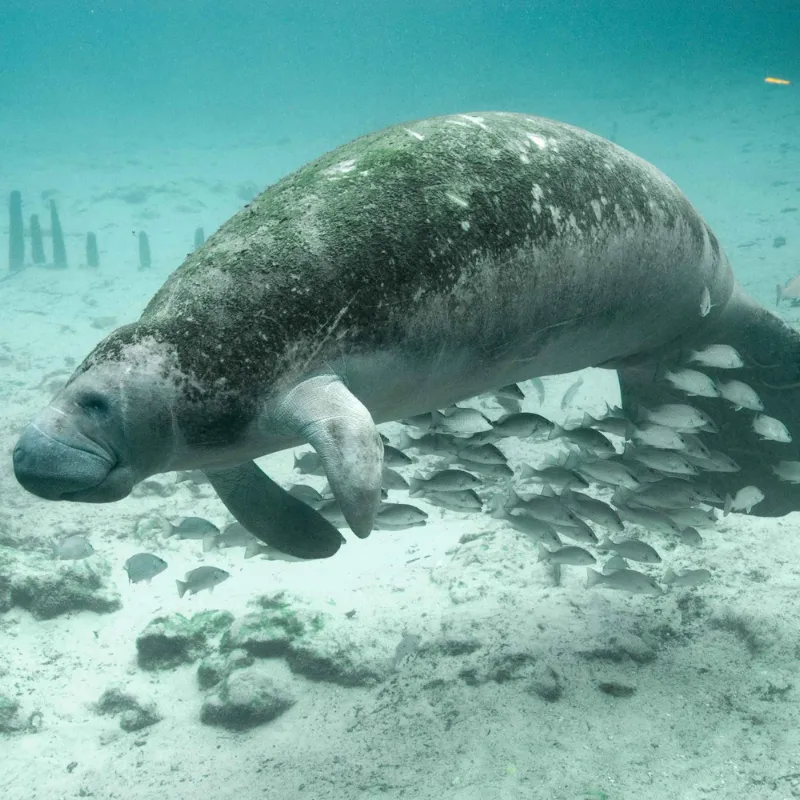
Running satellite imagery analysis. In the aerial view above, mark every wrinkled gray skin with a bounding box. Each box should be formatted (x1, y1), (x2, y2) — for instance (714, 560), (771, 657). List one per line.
(13, 112), (800, 557)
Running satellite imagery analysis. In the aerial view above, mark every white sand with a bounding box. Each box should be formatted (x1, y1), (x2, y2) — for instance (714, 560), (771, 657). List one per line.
(2, 96), (800, 800)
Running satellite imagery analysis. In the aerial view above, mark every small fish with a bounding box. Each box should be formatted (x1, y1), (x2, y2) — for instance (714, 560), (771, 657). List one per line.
(518, 462), (588, 490)
(586, 567), (663, 595)
(678, 527), (704, 547)
(724, 486), (765, 515)
(293, 451), (326, 475)
(550, 424), (616, 456)
(430, 407), (492, 437)
(597, 537), (661, 564)
(409, 469), (482, 496)
(317, 499), (348, 527)
(384, 444), (414, 465)
(401, 413), (433, 431)
(203, 521), (255, 551)
(752, 414), (792, 443)
(678, 432), (711, 460)
(580, 406), (631, 438)
(52, 534), (94, 560)
(456, 458), (514, 480)
(395, 432), (459, 456)
(637, 403), (717, 433)
(663, 567), (711, 587)
(777, 273), (800, 306)
(492, 507), (562, 548)
(570, 454), (641, 489)
(560, 376), (584, 410)
(716, 380), (763, 411)
(660, 367), (719, 398)
(537, 543), (595, 566)
(630, 423), (688, 451)
(243, 540), (306, 561)
(456, 442), (507, 465)
(488, 412), (554, 440)
(529, 377), (546, 404)
(374, 503), (428, 529)
(505, 487), (584, 527)
(765, 76), (791, 86)
(668, 507), (717, 529)
(628, 478), (721, 509)
(602, 555), (629, 573)
(424, 489), (482, 512)
(176, 566), (230, 597)
(686, 344), (744, 370)
(559, 488), (625, 533)
(124, 553), (168, 583)
(623, 445), (697, 476)
(287, 484), (325, 508)
(772, 460), (800, 484)
(166, 517), (220, 540)
(174, 470), (211, 486)
(494, 383), (525, 401)
(551, 517), (598, 545)
(382, 466), (409, 491)
(684, 449), (740, 473)
(616, 505), (683, 535)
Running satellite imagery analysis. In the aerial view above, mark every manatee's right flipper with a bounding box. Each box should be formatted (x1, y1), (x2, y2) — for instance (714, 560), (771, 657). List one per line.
(616, 285), (800, 517)
(205, 461), (344, 559)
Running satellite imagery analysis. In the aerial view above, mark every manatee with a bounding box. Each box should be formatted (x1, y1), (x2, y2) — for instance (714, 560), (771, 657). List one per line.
(13, 111), (800, 557)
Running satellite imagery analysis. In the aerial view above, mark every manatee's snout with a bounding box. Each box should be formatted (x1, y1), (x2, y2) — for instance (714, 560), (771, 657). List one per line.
(13, 422), (121, 501)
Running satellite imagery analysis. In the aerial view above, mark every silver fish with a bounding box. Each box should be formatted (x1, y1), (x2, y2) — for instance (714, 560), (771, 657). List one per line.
(638, 403), (717, 433)
(597, 537), (661, 564)
(551, 517), (598, 544)
(494, 383), (525, 401)
(686, 344), (744, 369)
(505, 488), (583, 527)
(167, 517), (220, 540)
(374, 503), (428, 529)
(668, 507), (717, 529)
(586, 567), (663, 595)
(570, 454), (641, 489)
(424, 489), (482, 511)
(431, 408), (492, 437)
(560, 376), (584, 410)
(550, 424), (616, 455)
(752, 414), (791, 443)
(678, 433), (712, 460)
(384, 444), (414, 465)
(382, 467), (410, 491)
(409, 469), (482, 496)
(678, 527), (704, 547)
(529, 377), (546, 404)
(52, 534), (94, 560)
(492, 507), (562, 548)
(716, 380), (763, 411)
(456, 442), (507, 464)
(559, 488), (625, 533)
(661, 368), (719, 398)
(287, 484), (325, 508)
(537, 543), (595, 566)
(124, 553), (168, 583)
(631, 423), (688, 451)
(724, 486), (765, 515)
(456, 458), (514, 480)
(401, 413), (433, 431)
(203, 522), (256, 551)
(244, 540), (306, 562)
(630, 478), (721, 509)
(663, 567), (711, 587)
(623, 445), (697, 476)
(699, 286), (713, 317)
(616, 505), (683, 535)
(518, 462), (588, 489)
(685, 449), (740, 473)
(396, 432), (460, 456)
(485, 412), (554, 440)
(176, 566), (230, 597)
(580, 407), (631, 438)
(772, 460), (800, 484)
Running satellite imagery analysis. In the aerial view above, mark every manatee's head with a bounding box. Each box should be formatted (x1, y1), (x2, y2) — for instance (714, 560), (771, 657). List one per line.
(13, 325), (179, 503)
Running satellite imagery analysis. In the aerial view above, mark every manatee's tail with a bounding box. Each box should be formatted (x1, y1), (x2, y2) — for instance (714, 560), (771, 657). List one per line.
(616, 285), (800, 517)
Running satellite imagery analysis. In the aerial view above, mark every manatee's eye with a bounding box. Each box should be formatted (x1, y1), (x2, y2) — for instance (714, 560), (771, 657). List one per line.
(77, 392), (109, 414)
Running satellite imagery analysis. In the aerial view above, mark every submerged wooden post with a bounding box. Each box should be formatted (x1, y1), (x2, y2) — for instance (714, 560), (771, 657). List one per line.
(8, 191), (24, 271)
(138, 231), (151, 269)
(50, 200), (67, 267)
(30, 214), (46, 264)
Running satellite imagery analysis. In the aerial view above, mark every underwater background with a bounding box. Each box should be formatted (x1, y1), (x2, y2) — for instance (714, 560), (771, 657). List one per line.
(2, 2), (800, 799)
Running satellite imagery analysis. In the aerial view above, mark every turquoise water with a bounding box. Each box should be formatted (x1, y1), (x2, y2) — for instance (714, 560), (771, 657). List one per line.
(2, 3), (800, 799)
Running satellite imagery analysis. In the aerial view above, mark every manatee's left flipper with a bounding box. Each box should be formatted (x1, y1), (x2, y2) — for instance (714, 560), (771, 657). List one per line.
(271, 375), (384, 537)
(205, 461), (344, 559)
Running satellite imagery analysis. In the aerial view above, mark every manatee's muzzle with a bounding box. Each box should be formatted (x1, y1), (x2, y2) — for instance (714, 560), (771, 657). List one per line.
(12, 423), (127, 502)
